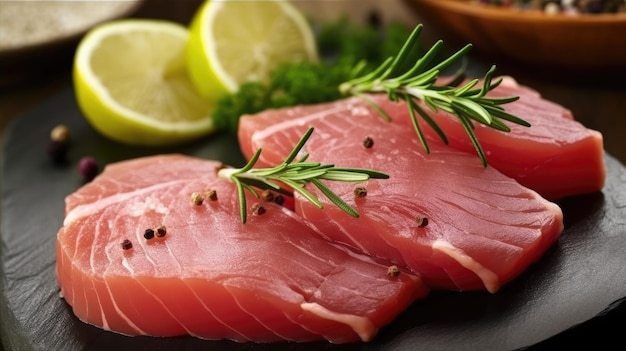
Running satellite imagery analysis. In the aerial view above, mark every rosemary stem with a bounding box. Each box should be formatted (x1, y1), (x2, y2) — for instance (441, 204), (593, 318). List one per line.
(217, 127), (389, 223)
(217, 167), (237, 180)
(338, 24), (530, 166)
(218, 168), (283, 190)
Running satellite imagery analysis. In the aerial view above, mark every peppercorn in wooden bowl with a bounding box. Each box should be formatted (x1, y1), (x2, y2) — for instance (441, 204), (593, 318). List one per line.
(402, 0), (626, 72)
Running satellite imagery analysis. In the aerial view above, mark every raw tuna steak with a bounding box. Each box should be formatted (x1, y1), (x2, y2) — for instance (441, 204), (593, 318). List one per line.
(241, 76), (604, 200)
(396, 76), (604, 200)
(238, 99), (564, 293)
(56, 154), (428, 343)
(479, 76), (574, 120)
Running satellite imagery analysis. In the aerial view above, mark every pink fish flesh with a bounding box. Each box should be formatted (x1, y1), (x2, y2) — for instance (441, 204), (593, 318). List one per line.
(56, 154), (428, 343)
(396, 76), (605, 199)
(238, 98), (565, 292)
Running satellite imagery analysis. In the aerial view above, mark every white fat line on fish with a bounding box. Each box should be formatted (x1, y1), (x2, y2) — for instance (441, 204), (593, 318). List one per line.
(251, 103), (351, 145)
(300, 302), (376, 342)
(132, 277), (195, 336)
(537, 194), (565, 226)
(431, 239), (500, 294)
(102, 275), (148, 335)
(90, 279), (110, 330)
(225, 285), (292, 341)
(88, 223), (112, 330)
(163, 240), (184, 272)
(81, 278), (90, 325)
(63, 181), (178, 226)
(278, 206), (373, 267)
(336, 247), (421, 286)
(121, 257), (135, 275)
(300, 215), (370, 255)
(181, 279), (249, 340)
(57, 251), (72, 302)
(90, 218), (105, 277)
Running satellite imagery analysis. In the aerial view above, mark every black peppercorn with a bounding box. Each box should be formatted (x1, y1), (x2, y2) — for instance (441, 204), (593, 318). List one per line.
(416, 215), (429, 227)
(252, 203), (266, 215)
(121, 239), (133, 250)
(206, 189), (218, 201)
(156, 225), (167, 237)
(144, 228), (155, 240)
(362, 136), (374, 149)
(274, 194), (285, 206)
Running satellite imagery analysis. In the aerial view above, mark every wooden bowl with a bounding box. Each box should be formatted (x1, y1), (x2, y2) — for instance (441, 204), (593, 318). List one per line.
(402, 0), (626, 72)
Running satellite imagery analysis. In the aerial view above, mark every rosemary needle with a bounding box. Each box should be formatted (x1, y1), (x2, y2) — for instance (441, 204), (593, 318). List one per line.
(339, 24), (531, 167)
(218, 127), (389, 223)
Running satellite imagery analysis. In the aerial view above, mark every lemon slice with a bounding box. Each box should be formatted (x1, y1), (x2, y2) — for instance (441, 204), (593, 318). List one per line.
(74, 19), (215, 146)
(186, 0), (318, 101)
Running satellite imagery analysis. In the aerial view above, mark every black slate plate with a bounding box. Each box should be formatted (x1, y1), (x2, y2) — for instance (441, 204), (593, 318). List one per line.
(1, 86), (625, 351)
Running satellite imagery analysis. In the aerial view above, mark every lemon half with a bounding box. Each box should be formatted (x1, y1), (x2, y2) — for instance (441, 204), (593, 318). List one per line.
(74, 19), (215, 146)
(186, 0), (318, 101)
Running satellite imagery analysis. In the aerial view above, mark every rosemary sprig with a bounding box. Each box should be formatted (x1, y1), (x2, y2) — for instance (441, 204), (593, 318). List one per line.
(218, 127), (389, 223)
(338, 24), (531, 167)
